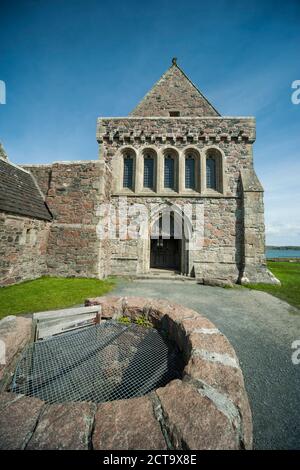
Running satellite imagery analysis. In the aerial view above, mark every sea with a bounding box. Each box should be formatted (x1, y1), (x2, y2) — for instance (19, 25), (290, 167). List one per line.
(266, 248), (300, 259)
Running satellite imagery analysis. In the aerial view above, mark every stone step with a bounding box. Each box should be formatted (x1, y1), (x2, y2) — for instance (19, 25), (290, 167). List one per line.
(134, 274), (197, 282)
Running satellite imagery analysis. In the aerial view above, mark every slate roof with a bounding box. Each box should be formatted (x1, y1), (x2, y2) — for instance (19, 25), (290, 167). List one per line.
(0, 158), (52, 221)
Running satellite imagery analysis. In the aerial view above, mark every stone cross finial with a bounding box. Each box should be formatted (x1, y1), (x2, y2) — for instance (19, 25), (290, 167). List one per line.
(172, 57), (177, 66)
(0, 143), (8, 161)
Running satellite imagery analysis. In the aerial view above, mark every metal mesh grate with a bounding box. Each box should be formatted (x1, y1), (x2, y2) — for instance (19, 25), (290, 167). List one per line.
(11, 321), (182, 404)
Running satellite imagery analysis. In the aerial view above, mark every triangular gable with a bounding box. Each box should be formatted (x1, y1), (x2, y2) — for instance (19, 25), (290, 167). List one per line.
(130, 59), (220, 117)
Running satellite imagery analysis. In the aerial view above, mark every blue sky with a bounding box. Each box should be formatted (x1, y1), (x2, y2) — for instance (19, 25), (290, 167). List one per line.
(0, 0), (299, 245)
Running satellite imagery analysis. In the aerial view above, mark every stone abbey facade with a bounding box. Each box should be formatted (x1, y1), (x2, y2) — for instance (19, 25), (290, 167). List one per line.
(0, 60), (278, 286)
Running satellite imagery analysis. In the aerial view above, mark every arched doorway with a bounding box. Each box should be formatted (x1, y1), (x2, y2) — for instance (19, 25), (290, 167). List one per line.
(150, 213), (180, 270)
(150, 210), (189, 272)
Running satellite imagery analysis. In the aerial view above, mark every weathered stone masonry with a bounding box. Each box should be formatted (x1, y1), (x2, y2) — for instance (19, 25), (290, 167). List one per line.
(23, 161), (106, 279)
(0, 213), (50, 285)
(96, 116), (263, 281)
(0, 60), (278, 285)
(0, 153), (52, 286)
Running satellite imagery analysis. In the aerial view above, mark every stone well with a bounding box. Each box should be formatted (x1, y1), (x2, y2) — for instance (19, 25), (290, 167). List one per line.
(0, 297), (252, 450)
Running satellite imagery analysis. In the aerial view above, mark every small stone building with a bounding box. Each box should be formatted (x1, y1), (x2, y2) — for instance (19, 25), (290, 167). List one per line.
(0, 60), (278, 286)
(0, 144), (52, 285)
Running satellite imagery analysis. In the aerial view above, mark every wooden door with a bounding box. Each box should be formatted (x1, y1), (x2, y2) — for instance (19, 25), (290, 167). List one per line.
(150, 238), (180, 270)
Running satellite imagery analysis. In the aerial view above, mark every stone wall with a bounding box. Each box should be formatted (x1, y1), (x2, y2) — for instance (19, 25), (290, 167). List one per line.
(97, 117), (256, 146)
(24, 161), (105, 279)
(194, 197), (243, 281)
(95, 116), (275, 283)
(97, 117), (255, 197)
(0, 52), (278, 287)
(2, 113), (274, 285)
(103, 195), (243, 281)
(0, 212), (50, 286)
(17, 146), (275, 284)
(240, 170), (279, 284)
(22, 164), (52, 197)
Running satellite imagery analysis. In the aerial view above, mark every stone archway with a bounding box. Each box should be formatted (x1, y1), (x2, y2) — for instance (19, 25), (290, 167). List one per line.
(146, 204), (193, 275)
(150, 212), (181, 271)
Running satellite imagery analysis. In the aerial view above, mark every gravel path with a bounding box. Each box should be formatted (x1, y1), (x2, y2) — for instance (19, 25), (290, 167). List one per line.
(111, 279), (300, 450)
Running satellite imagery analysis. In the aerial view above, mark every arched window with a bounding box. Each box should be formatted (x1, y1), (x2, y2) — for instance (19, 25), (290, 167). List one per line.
(206, 157), (216, 189)
(143, 154), (154, 189)
(164, 155), (175, 189)
(185, 155), (195, 189)
(123, 154), (134, 189)
(205, 148), (223, 192)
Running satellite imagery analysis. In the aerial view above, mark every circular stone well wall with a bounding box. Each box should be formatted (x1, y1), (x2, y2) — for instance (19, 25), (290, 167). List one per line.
(0, 296), (252, 450)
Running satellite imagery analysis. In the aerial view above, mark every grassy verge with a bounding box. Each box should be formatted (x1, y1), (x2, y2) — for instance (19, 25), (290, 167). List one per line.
(246, 262), (300, 310)
(0, 276), (116, 319)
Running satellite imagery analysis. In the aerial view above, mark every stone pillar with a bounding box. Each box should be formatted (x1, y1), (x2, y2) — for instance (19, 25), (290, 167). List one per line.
(157, 151), (164, 193)
(240, 169), (280, 285)
(135, 153), (143, 193)
(200, 153), (206, 193)
(178, 152), (185, 193)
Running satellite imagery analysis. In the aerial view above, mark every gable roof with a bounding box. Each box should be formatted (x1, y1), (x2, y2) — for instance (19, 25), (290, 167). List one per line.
(0, 158), (52, 221)
(130, 59), (220, 117)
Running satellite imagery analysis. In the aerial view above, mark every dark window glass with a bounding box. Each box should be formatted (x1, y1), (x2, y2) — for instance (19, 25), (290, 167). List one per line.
(185, 156), (195, 189)
(123, 155), (133, 189)
(164, 156), (175, 189)
(144, 156), (154, 189)
(206, 157), (216, 189)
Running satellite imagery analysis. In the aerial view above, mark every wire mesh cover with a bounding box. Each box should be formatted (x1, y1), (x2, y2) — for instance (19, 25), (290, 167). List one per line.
(11, 321), (182, 404)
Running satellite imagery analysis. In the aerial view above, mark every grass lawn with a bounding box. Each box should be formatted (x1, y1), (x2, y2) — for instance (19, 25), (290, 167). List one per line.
(0, 276), (116, 319)
(246, 262), (300, 310)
